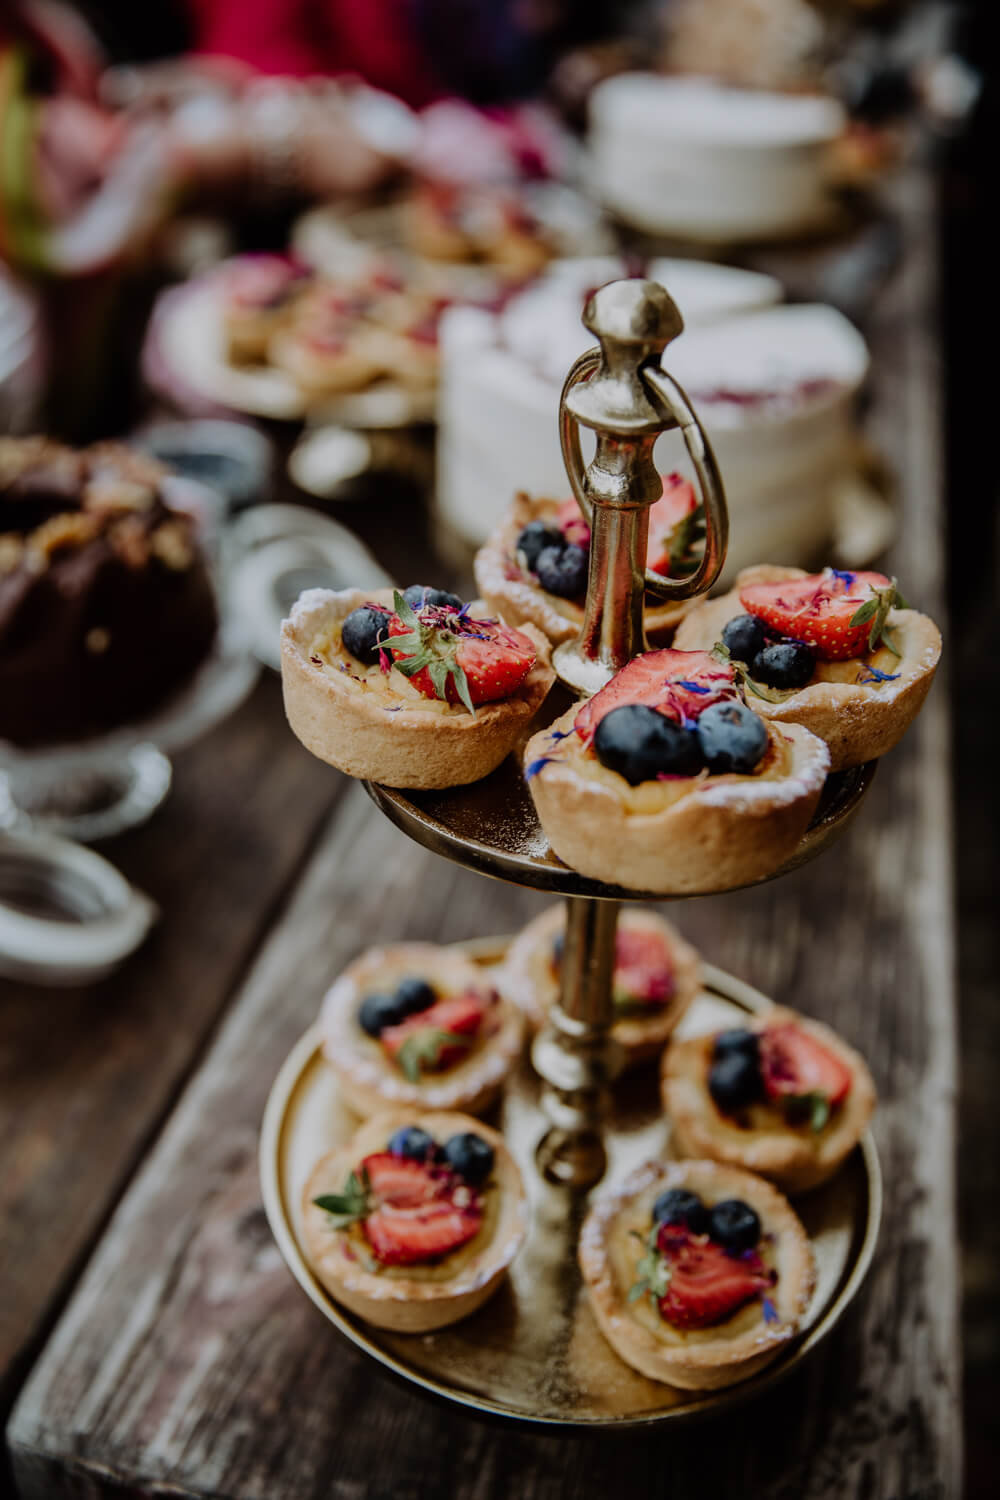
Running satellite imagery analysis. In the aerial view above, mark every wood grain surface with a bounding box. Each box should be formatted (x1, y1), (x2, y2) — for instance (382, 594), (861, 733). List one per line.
(5, 165), (959, 1498)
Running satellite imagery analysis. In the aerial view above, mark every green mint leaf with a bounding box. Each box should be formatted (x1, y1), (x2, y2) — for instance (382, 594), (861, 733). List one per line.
(849, 599), (878, 627)
(627, 1279), (648, 1303)
(428, 659), (450, 699)
(313, 1168), (371, 1228)
(393, 589), (419, 629)
(450, 659), (476, 717)
(395, 1027), (470, 1084)
(893, 585), (910, 610)
(784, 1091), (831, 1134)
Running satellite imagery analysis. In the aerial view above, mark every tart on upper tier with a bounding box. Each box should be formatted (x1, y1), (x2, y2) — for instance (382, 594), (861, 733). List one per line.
(303, 1109), (527, 1332)
(500, 904), (701, 1067)
(523, 648), (829, 894)
(663, 1005), (876, 1192)
(221, 252), (313, 363)
(0, 437), (218, 747)
(673, 564), (941, 771)
(281, 586), (554, 789)
(320, 943), (524, 1118)
(474, 479), (704, 647)
(579, 1158), (815, 1390)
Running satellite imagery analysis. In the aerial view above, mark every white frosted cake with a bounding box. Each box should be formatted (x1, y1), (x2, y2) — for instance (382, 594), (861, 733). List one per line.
(436, 262), (868, 576)
(588, 75), (845, 242)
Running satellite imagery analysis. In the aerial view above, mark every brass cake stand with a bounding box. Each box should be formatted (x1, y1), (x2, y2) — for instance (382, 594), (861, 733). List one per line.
(263, 277), (880, 1424)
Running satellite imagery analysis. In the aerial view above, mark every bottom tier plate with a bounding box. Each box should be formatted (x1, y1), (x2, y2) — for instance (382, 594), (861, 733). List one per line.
(260, 950), (881, 1429)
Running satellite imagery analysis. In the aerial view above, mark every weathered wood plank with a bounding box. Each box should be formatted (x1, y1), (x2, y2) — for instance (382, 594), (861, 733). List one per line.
(6, 164), (958, 1498)
(0, 674), (342, 1408)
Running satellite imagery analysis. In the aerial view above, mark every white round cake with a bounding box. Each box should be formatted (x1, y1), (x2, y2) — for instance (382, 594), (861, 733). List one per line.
(436, 262), (868, 575)
(588, 75), (846, 243)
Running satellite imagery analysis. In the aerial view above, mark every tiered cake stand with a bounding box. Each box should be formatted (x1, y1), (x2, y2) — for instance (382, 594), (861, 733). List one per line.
(261, 279), (881, 1427)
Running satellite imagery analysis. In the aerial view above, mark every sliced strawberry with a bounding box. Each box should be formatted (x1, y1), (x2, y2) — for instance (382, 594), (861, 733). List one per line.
(361, 1152), (448, 1209)
(380, 991), (487, 1076)
(555, 497), (592, 549)
(383, 601), (536, 709)
(574, 649), (736, 744)
(739, 569), (897, 661)
(758, 1023), (852, 1109)
(364, 1198), (483, 1265)
(613, 927), (675, 1007)
(226, 254), (307, 309)
(648, 474), (700, 576)
(657, 1227), (771, 1330)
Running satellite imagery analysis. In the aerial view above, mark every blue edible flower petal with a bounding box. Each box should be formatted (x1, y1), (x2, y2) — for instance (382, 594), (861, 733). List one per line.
(858, 665), (901, 684)
(762, 1296), (780, 1325)
(547, 728), (573, 742)
(831, 568), (856, 586)
(675, 679), (711, 693)
(525, 757), (553, 780)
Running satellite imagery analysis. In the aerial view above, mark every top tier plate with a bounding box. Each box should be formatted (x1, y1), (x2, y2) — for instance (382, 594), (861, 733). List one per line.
(365, 754), (875, 901)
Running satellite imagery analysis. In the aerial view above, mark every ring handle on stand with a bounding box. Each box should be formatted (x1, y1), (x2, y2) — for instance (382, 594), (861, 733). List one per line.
(559, 351), (729, 604)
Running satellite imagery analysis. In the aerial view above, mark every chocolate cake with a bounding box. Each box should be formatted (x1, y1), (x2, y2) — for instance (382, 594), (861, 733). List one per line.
(0, 437), (219, 746)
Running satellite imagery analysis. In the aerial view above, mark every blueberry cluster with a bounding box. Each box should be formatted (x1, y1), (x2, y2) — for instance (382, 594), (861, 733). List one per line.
(707, 1028), (763, 1113)
(593, 698), (768, 785)
(652, 1187), (761, 1254)
(515, 521), (588, 598)
(722, 615), (815, 691)
(359, 976), (436, 1036)
(341, 586), (463, 666)
(388, 1124), (495, 1185)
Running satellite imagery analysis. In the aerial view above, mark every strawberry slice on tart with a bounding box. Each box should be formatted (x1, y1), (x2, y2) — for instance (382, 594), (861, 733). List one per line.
(579, 1159), (815, 1389)
(303, 1110), (527, 1331)
(662, 1004), (876, 1192)
(380, 591), (539, 712)
(673, 564), (942, 771)
(523, 647), (829, 894)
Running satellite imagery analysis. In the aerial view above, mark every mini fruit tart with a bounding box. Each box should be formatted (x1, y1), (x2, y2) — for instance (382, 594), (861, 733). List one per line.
(673, 564), (942, 771)
(474, 476), (704, 647)
(282, 585), (554, 789)
(662, 1004), (876, 1193)
(579, 1158), (815, 1390)
(269, 285), (385, 396)
(221, 253), (313, 363)
(524, 648), (829, 894)
(302, 1110), (527, 1332)
(320, 942), (524, 1118)
(500, 904), (701, 1067)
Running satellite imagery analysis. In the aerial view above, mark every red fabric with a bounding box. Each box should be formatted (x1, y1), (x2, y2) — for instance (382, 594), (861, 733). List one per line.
(186, 0), (444, 107)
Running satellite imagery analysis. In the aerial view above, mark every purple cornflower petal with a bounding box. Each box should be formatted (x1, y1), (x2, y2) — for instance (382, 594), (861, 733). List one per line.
(858, 665), (901, 684)
(674, 679), (711, 693)
(762, 1297), (780, 1325)
(547, 728), (573, 742)
(525, 757), (553, 780)
(831, 568), (856, 587)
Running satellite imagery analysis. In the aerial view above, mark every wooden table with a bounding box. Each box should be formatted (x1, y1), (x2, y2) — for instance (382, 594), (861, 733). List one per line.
(2, 166), (959, 1499)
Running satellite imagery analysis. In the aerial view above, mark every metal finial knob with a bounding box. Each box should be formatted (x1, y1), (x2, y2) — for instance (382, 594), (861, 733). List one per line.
(565, 280), (686, 435)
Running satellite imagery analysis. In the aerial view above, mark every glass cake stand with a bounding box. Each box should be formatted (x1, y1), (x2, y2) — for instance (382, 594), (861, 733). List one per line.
(262, 277), (883, 1427)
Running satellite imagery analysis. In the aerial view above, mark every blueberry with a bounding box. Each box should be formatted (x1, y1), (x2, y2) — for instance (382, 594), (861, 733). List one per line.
(652, 1188), (709, 1234)
(388, 1125), (437, 1161)
(721, 613), (767, 662)
(712, 1028), (760, 1063)
(751, 641), (815, 691)
(394, 976), (436, 1016)
(442, 1132), (494, 1185)
(696, 700), (769, 774)
(535, 542), (589, 598)
(403, 585), (463, 611)
(708, 1050), (762, 1112)
(516, 521), (564, 572)
(358, 992), (403, 1036)
(341, 605), (390, 666)
(708, 1198), (761, 1254)
(593, 704), (705, 785)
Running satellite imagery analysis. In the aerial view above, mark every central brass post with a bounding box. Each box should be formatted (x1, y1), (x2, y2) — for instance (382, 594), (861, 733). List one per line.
(532, 278), (730, 1189)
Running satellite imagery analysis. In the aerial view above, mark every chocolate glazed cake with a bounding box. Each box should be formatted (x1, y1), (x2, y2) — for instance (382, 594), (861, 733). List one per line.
(0, 438), (219, 747)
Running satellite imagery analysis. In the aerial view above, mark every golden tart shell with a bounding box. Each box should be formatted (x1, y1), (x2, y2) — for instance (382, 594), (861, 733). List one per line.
(663, 1003), (876, 1193)
(302, 1109), (527, 1333)
(281, 587), (554, 789)
(673, 564), (942, 771)
(579, 1158), (815, 1390)
(499, 903), (701, 1066)
(524, 705), (830, 895)
(320, 942), (524, 1119)
(474, 492), (695, 648)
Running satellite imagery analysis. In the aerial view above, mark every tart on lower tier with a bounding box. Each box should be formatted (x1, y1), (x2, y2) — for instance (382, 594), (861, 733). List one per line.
(524, 648), (830, 894)
(578, 1158), (815, 1390)
(282, 586), (554, 788)
(221, 253), (313, 363)
(663, 1004), (876, 1193)
(302, 1110), (527, 1332)
(474, 480), (703, 647)
(500, 904), (701, 1067)
(673, 564), (941, 771)
(320, 942), (524, 1118)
